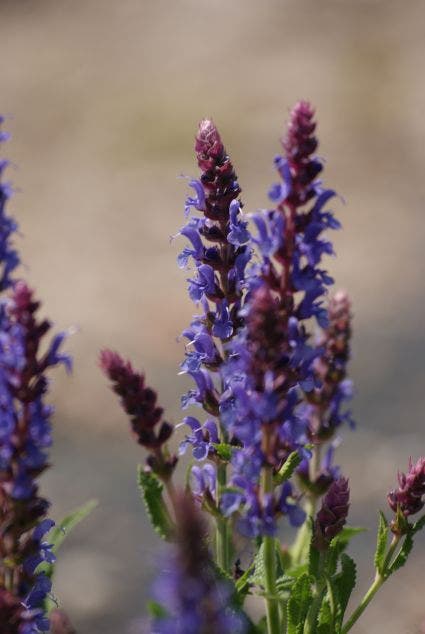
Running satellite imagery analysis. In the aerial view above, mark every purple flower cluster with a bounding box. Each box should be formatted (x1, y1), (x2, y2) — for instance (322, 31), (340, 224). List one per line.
(388, 457), (425, 532)
(0, 125), (70, 632)
(220, 102), (343, 536)
(304, 290), (354, 441)
(314, 477), (350, 549)
(151, 492), (246, 634)
(178, 119), (251, 463)
(100, 350), (177, 480)
(0, 281), (70, 632)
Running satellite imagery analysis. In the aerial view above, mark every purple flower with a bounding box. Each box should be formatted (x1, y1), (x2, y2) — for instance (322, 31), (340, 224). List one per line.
(314, 477), (350, 548)
(388, 457), (425, 533)
(150, 492), (247, 633)
(178, 416), (219, 460)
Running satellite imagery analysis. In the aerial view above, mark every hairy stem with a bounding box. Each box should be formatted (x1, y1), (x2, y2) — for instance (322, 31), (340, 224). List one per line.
(216, 461), (231, 572)
(262, 467), (280, 634)
(341, 535), (401, 633)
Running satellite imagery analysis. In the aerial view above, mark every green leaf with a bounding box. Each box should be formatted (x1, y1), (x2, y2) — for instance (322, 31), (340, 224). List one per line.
(250, 541), (266, 586)
(317, 599), (333, 633)
(39, 499), (98, 579)
(274, 451), (302, 485)
(374, 512), (389, 574)
(235, 563), (254, 598)
(212, 443), (233, 461)
(335, 553), (357, 624)
(336, 526), (366, 547)
(287, 573), (313, 634)
(137, 467), (174, 540)
(386, 532), (414, 577)
(326, 526), (365, 577)
(308, 529), (321, 580)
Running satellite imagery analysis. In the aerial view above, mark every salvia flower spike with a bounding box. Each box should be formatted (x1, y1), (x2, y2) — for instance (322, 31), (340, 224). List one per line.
(97, 103), (425, 634)
(99, 350), (177, 480)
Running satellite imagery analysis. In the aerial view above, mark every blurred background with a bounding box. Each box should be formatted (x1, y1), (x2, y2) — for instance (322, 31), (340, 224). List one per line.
(1, 0), (425, 631)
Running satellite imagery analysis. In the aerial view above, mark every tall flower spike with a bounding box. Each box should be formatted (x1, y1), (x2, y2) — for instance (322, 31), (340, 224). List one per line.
(221, 102), (341, 535)
(0, 281), (70, 632)
(305, 290), (354, 441)
(178, 119), (251, 461)
(150, 492), (247, 634)
(314, 477), (350, 549)
(100, 350), (177, 479)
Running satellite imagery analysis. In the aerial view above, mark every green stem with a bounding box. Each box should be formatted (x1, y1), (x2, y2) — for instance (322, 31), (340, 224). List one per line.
(341, 535), (400, 633)
(291, 443), (321, 566)
(216, 461), (230, 572)
(290, 497), (314, 565)
(262, 467), (280, 634)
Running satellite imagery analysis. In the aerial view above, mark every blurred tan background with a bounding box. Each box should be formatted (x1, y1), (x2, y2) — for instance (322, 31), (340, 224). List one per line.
(1, 0), (425, 631)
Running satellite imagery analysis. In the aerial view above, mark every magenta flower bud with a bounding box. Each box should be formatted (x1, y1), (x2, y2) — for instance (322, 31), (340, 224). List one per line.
(315, 477), (350, 547)
(388, 457), (425, 520)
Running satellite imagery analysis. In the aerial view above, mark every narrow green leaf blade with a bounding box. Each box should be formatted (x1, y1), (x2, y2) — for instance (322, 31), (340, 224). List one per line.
(387, 532), (414, 577)
(374, 512), (389, 574)
(50, 499), (98, 555)
(275, 451), (302, 485)
(137, 466), (174, 540)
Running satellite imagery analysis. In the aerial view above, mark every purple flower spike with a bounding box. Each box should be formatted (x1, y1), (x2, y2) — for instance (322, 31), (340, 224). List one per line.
(305, 291), (354, 441)
(314, 477), (350, 548)
(388, 457), (425, 533)
(177, 118), (252, 467)
(100, 350), (177, 479)
(0, 281), (70, 632)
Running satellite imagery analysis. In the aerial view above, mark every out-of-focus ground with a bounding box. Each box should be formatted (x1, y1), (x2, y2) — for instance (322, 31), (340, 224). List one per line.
(1, 0), (425, 631)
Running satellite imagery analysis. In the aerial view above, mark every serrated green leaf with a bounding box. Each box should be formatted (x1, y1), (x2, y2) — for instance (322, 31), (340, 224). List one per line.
(374, 512), (389, 574)
(287, 573), (313, 634)
(275, 451), (302, 485)
(308, 539), (321, 580)
(250, 541), (266, 586)
(335, 553), (357, 624)
(386, 532), (414, 577)
(326, 526), (365, 577)
(317, 599), (332, 633)
(137, 467), (174, 540)
(213, 443), (233, 461)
